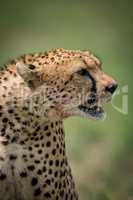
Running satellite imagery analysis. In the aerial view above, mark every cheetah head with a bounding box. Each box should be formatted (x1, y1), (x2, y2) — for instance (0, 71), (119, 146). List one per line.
(16, 49), (117, 120)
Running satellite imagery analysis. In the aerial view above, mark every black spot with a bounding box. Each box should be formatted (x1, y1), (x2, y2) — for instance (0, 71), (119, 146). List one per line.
(37, 169), (42, 175)
(43, 160), (47, 164)
(52, 190), (55, 195)
(43, 183), (46, 188)
(1, 128), (5, 133)
(48, 168), (52, 175)
(27, 165), (35, 171)
(45, 154), (49, 159)
(2, 94), (6, 98)
(44, 125), (48, 131)
(55, 182), (58, 189)
(34, 144), (39, 148)
(40, 135), (44, 140)
(56, 195), (59, 200)
(62, 94), (67, 98)
(45, 179), (51, 185)
(52, 149), (56, 156)
(20, 172), (27, 178)
(43, 166), (46, 172)
(11, 137), (17, 143)
(35, 137), (39, 141)
(30, 154), (34, 158)
(65, 194), (68, 200)
(3, 85), (7, 89)
(34, 188), (42, 196)
(28, 146), (32, 151)
(9, 122), (15, 127)
(51, 123), (54, 128)
(0, 173), (6, 180)
(34, 160), (40, 164)
(49, 160), (53, 166)
(33, 132), (37, 137)
(53, 136), (57, 142)
(8, 109), (14, 114)
(60, 88), (64, 92)
(6, 135), (10, 140)
(0, 156), (4, 161)
(38, 149), (42, 154)
(46, 141), (51, 147)
(1, 140), (8, 145)
(59, 182), (62, 189)
(60, 190), (64, 197)
(22, 106), (28, 111)
(54, 171), (58, 177)
(22, 121), (28, 125)
(44, 192), (51, 198)
(9, 154), (17, 160)
(55, 160), (59, 167)
(46, 132), (51, 137)
(15, 117), (21, 122)
(2, 118), (8, 123)
(20, 141), (25, 145)
(35, 126), (40, 132)
(31, 177), (38, 186)
(42, 143), (44, 147)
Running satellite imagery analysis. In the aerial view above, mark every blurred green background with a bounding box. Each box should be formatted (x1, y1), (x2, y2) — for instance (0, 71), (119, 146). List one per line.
(0, 0), (132, 199)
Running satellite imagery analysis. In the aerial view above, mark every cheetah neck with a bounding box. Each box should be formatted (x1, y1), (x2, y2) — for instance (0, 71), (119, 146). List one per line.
(0, 55), (79, 199)
(0, 106), (76, 198)
(0, 104), (66, 157)
(0, 69), (67, 160)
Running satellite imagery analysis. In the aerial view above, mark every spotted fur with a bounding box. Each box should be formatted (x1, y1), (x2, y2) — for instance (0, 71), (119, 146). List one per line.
(0, 48), (117, 200)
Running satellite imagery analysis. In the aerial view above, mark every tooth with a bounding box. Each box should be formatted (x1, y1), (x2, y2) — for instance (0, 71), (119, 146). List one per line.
(97, 107), (100, 111)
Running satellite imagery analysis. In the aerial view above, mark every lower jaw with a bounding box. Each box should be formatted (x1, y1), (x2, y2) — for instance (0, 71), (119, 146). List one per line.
(78, 105), (105, 120)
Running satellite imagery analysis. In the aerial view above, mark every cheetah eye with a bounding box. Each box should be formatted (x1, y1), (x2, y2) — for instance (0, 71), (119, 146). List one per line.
(28, 64), (36, 70)
(77, 69), (91, 79)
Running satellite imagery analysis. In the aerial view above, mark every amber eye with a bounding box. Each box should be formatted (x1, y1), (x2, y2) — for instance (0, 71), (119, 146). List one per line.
(77, 69), (91, 79)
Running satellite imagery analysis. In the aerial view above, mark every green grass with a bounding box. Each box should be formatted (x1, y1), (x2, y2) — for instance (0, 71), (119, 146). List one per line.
(0, 0), (132, 199)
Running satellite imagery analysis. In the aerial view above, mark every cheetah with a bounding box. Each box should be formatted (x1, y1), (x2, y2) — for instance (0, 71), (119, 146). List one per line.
(0, 48), (117, 200)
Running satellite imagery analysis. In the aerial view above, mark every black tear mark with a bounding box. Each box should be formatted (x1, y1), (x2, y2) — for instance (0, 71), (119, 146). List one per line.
(86, 71), (96, 93)
(87, 71), (97, 104)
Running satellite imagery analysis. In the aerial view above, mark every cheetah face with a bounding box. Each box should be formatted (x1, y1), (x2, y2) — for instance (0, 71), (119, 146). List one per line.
(16, 50), (117, 120)
(52, 55), (118, 120)
(71, 66), (118, 120)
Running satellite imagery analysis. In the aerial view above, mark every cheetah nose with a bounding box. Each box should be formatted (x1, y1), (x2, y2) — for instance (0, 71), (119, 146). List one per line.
(105, 83), (118, 94)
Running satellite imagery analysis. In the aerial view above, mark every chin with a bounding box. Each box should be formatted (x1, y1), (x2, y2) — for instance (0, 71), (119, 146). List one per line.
(70, 104), (107, 121)
(79, 108), (106, 121)
(78, 104), (106, 120)
(60, 101), (108, 120)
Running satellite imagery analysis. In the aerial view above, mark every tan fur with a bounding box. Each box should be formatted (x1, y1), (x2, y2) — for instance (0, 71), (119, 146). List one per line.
(0, 48), (117, 200)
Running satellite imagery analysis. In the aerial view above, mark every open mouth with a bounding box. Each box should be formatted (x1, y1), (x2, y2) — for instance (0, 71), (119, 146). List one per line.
(77, 92), (113, 119)
(78, 103), (105, 119)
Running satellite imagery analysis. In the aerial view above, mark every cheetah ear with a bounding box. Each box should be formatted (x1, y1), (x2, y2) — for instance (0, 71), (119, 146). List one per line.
(16, 62), (42, 89)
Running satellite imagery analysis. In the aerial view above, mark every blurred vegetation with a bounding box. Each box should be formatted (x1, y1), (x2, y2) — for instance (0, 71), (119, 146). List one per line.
(0, 0), (132, 199)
